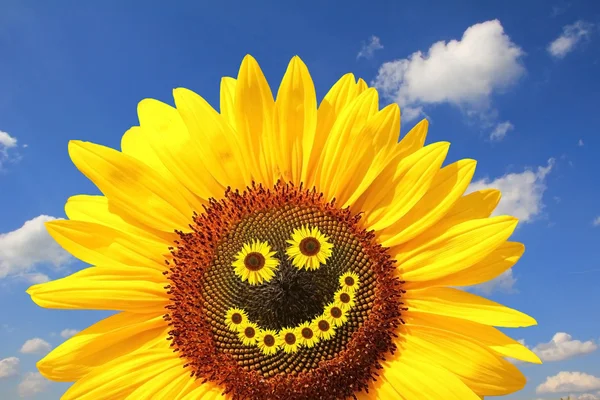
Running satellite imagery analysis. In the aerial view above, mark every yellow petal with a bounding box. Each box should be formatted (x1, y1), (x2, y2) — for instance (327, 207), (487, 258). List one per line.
(68, 140), (193, 233)
(125, 363), (194, 399)
(38, 312), (168, 381)
(121, 126), (170, 176)
(64, 194), (175, 243)
(27, 267), (169, 312)
(356, 78), (369, 93)
(379, 159), (477, 247)
(234, 54), (275, 185)
(317, 88), (379, 199)
(180, 384), (226, 400)
(394, 216), (518, 282)
(383, 352), (481, 399)
(405, 287), (537, 327)
(220, 76), (237, 129)
(333, 104), (400, 207)
(355, 142), (449, 230)
(273, 56), (317, 184)
(61, 349), (183, 400)
(396, 118), (428, 155)
(45, 219), (169, 271)
(405, 311), (541, 364)
(398, 324), (527, 395)
(137, 99), (223, 201)
(173, 87), (250, 188)
(145, 371), (197, 399)
(406, 242), (525, 289)
(305, 73), (358, 188)
(443, 189), (502, 224)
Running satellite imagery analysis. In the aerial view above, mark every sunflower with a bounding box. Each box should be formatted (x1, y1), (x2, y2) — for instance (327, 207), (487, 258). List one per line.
(27, 55), (541, 400)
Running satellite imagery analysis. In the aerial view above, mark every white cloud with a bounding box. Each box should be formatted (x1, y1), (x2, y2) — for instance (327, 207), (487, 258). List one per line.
(472, 269), (517, 295)
(20, 338), (52, 355)
(537, 372), (600, 394)
(578, 139), (584, 146)
(560, 392), (600, 400)
(467, 158), (554, 223)
(18, 372), (50, 398)
(0, 131), (17, 148)
(548, 21), (594, 59)
(490, 121), (514, 141)
(373, 20), (525, 121)
(593, 216), (600, 227)
(0, 357), (19, 378)
(0, 215), (71, 281)
(357, 35), (384, 60)
(532, 333), (597, 362)
(60, 329), (79, 339)
(0, 130), (19, 168)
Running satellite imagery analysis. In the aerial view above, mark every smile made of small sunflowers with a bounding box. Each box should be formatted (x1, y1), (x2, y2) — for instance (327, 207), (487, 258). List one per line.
(27, 55), (541, 400)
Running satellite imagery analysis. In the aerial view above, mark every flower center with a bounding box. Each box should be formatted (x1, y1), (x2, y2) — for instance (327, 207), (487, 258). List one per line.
(244, 252), (265, 271)
(284, 332), (296, 345)
(299, 237), (320, 256)
(165, 181), (405, 400)
(339, 293), (351, 304)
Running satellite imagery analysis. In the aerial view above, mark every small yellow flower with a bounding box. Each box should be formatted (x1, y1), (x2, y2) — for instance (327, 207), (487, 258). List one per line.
(232, 239), (279, 285)
(237, 321), (259, 346)
(333, 289), (355, 311)
(286, 225), (333, 270)
(225, 307), (248, 332)
(311, 316), (336, 341)
(323, 303), (347, 328)
(279, 327), (300, 354)
(296, 322), (319, 348)
(256, 329), (282, 356)
(339, 272), (360, 293)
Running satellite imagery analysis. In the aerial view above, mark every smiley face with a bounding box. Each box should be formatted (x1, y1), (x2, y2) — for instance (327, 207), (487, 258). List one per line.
(223, 225), (359, 355)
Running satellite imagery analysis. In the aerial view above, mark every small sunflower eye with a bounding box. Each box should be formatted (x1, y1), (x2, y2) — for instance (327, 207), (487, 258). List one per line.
(256, 329), (281, 355)
(225, 307), (248, 332)
(339, 272), (360, 292)
(286, 225), (334, 270)
(232, 239), (279, 285)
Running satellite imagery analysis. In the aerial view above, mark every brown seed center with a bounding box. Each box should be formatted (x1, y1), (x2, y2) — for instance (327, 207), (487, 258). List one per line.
(299, 237), (321, 256)
(301, 327), (314, 339)
(284, 333), (296, 345)
(245, 252), (265, 271)
(244, 326), (255, 338)
(317, 320), (330, 332)
(330, 307), (342, 319)
(231, 313), (243, 324)
(264, 334), (275, 347)
(344, 276), (354, 286)
(339, 293), (351, 303)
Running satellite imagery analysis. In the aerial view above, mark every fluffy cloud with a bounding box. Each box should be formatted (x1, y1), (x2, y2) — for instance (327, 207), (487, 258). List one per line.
(472, 269), (517, 295)
(0, 357), (19, 378)
(533, 333), (597, 362)
(60, 329), (79, 339)
(0, 215), (71, 281)
(0, 130), (19, 168)
(467, 158), (554, 223)
(17, 372), (50, 398)
(373, 20), (525, 121)
(548, 21), (594, 58)
(490, 121), (514, 141)
(20, 338), (52, 355)
(593, 216), (600, 227)
(537, 372), (600, 394)
(563, 391), (600, 400)
(357, 35), (383, 60)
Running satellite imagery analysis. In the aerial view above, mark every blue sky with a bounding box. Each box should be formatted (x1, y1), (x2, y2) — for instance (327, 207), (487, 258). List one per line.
(0, 0), (599, 399)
